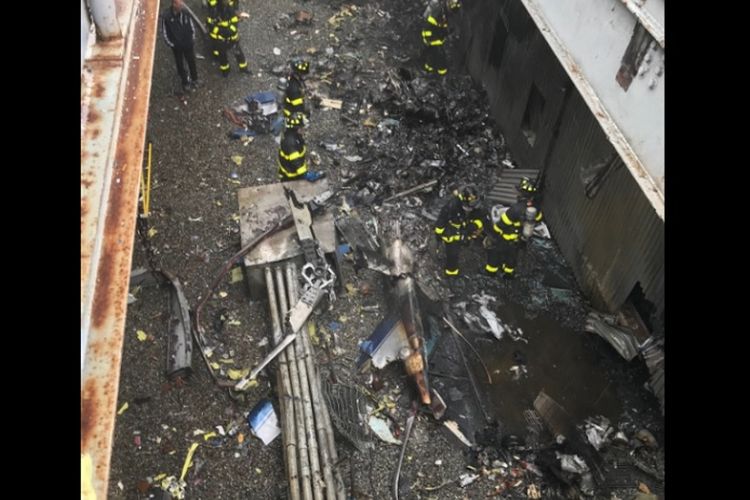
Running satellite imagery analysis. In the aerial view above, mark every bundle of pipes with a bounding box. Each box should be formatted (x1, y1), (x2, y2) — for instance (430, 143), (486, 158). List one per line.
(264, 263), (346, 500)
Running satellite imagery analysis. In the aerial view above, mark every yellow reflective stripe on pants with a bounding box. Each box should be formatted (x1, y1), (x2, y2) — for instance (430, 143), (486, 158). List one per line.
(278, 161), (308, 178)
(445, 268), (459, 276)
(485, 264), (499, 273)
(286, 97), (304, 106)
(280, 146), (306, 161)
(435, 227), (445, 235)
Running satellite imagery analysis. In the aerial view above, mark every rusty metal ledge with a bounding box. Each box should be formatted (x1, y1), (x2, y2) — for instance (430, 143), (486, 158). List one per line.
(80, 0), (159, 498)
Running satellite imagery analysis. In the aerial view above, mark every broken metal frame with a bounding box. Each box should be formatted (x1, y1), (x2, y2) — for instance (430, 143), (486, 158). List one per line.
(81, 0), (159, 498)
(129, 268), (194, 378)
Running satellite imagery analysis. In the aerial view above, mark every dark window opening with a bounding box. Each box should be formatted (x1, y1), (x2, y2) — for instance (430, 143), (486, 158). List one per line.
(521, 84), (545, 147)
(487, 16), (509, 68)
(616, 23), (655, 91)
(623, 282), (655, 336)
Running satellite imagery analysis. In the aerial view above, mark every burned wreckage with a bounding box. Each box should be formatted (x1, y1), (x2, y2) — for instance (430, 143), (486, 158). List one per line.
(170, 174), (663, 499)
(104, 1), (664, 499)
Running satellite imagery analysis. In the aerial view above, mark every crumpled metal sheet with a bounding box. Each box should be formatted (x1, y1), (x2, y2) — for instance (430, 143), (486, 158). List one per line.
(640, 336), (664, 415)
(585, 312), (640, 361)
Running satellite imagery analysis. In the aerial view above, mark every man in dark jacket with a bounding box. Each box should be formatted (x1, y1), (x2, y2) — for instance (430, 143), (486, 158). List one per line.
(162, 0), (199, 93)
(434, 185), (487, 277)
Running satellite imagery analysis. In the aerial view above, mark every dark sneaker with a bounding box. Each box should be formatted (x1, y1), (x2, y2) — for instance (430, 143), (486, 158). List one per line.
(502, 273), (515, 281)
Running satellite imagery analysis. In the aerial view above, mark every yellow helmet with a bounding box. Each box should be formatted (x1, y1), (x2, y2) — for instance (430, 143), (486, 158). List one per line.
(285, 112), (304, 129)
(291, 59), (310, 75)
(447, 0), (461, 11)
(457, 185), (480, 208)
(517, 177), (537, 196)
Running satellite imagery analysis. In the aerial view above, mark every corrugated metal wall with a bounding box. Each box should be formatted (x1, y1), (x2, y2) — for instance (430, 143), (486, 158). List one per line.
(543, 90), (664, 316)
(458, 0), (664, 319)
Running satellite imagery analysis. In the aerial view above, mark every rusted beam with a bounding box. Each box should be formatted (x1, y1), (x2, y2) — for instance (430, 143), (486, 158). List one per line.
(80, 0), (159, 498)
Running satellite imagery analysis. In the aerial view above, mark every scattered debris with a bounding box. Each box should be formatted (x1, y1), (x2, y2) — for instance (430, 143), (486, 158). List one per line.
(443, 420), (473, 447)
(459, 473), (479, 487)
(247, 399), (281, 445)
(583, 415), (613, 451)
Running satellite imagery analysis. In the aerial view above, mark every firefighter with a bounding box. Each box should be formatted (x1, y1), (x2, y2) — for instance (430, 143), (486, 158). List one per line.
(485, 177), (544, 280)
(421, 1), (449, 76)
(278, 112), (323, 182)
(434, 185), (487, 277)
(208, 0), (249, 77)
(283, 59), (310, 121)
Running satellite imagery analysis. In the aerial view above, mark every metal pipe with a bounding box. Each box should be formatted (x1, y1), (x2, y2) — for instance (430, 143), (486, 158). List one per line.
(286, 265), (325, 500)
(276, 267), (314, 500)
(393, 411), (416, 500)
(266, 267), (300, 500)
(290, 262), (347, 500)
(87, 0), (122, 39)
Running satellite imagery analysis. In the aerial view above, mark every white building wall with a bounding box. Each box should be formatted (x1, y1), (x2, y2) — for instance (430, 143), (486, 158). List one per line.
(522, 0), (664, 216)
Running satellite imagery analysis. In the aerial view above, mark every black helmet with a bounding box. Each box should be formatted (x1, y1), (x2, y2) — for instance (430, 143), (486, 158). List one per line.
(517, 177), (538, 197)
(291, 59), (310, 75)
(285, 112), (304, 129)
(457, 185), (480, 209)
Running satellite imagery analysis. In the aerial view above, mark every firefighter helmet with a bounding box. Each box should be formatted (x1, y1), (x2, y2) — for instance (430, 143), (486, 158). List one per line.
(291, 59), (310, 75)
(285, 112), (304, 129)
(457, 185), (480, 209)
(517, 177), (538, 196)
